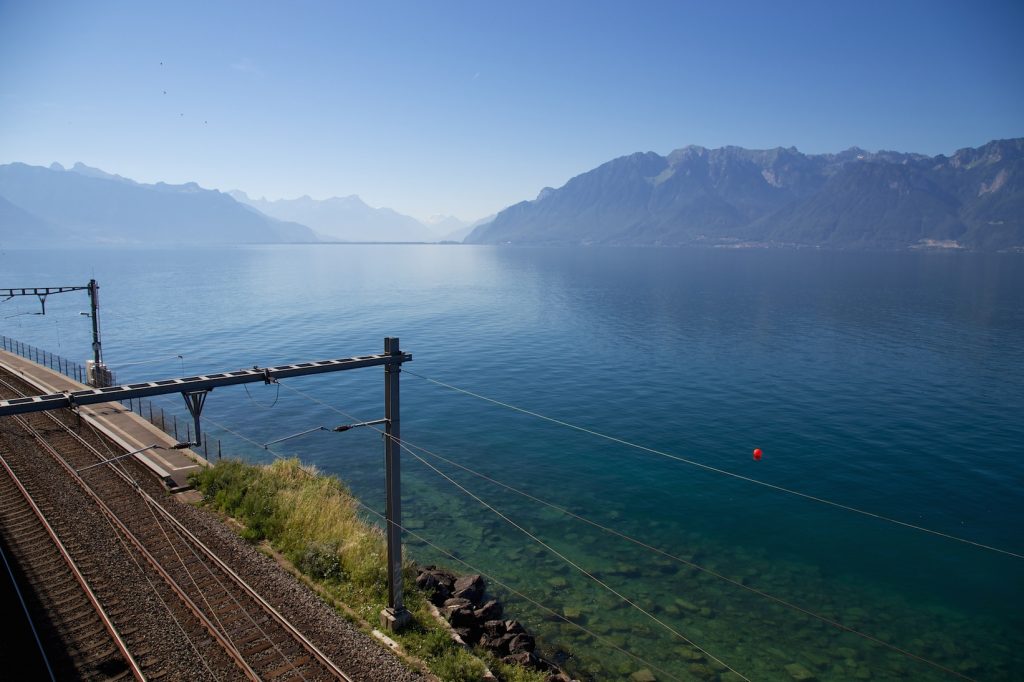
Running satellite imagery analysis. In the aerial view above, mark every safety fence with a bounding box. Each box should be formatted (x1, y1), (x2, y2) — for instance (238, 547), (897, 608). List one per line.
(0, 334), (115, 387)
(122, 395), (222, 461)
(0, 334), (219, 459)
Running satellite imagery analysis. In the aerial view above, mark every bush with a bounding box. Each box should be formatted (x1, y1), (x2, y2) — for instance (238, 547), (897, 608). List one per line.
(297, 541), (345, 582)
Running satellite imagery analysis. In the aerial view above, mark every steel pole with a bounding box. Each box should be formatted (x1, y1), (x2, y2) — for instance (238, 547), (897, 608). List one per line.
(380, 336), (411, 631)
(88, 279), (102, 366)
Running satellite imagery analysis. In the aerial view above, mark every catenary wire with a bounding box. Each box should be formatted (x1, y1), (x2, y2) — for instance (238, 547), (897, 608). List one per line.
(59, 415), (222, 680)
(274, 380), (981, 680)
(273, 382), (748, 680)
(77, 411), (305, 679)
(399, 438), (757, 677)
(242, 425), (686, 682)
(394, 436), (975, 680)
(351, 497), (684, 682)
(403, 369), (1022, 560)
(242, 381), (281, 409)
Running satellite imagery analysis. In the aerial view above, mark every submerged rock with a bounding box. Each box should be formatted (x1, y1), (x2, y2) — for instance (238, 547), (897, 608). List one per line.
(784, 662), (817, 681)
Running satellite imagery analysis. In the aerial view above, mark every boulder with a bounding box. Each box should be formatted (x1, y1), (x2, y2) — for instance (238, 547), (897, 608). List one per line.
(416, 566), (457, 605)
(482, 619), (507, 638)
(452, 573), (486, 604)
(474, 599), (503, 621)
(502, 651), (542, 669)
(453, 625), (481, 645)
(442, 598), (476, 627)
(508, 632), (536, 654)
(504, 619), (526, 635)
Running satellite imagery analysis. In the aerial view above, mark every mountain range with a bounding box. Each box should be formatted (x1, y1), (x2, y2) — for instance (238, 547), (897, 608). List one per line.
(0, 163), (471, 245)
(228, 191), (438, 242)
(2, 139), (1021, 250)
(465, 138), (1024, 251)
(0, 162), (316, 245)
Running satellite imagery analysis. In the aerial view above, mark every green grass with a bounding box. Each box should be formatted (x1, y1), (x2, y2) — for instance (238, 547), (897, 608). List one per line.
(189, 458), (547, 682)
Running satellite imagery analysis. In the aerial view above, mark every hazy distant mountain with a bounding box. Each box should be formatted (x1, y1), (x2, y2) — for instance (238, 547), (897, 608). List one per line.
(231, 191), (435, 242)
(0, 163), (316, 244)
(0, 194), (61, 243)
(466, 139), (1024, 251)
(426, 213), (495, 242)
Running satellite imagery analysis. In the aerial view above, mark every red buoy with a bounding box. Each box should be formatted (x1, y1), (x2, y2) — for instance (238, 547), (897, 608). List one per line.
(753, 448), (762, 461)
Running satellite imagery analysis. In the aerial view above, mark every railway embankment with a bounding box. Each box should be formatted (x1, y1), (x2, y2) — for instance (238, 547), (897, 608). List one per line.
(190, 458), (578, 682)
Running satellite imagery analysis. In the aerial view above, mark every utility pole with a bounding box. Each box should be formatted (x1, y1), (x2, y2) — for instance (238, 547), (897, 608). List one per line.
(381, 336), (411, 631)
(0, 338), (415, 631)
(87, 279), (102, 367)
(1, 281), (106, 385)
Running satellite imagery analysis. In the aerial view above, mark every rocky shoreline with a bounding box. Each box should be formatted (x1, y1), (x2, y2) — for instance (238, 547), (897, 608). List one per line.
(416, 565), (580, 682)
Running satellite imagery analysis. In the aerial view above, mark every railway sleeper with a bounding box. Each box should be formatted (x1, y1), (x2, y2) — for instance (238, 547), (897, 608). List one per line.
(266, 656), (311, 680)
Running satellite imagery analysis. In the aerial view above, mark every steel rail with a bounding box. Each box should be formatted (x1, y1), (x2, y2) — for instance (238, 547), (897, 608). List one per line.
(46, 409), (356, 682)
(0, 374), (353, 682)
(8, 411), (263, 682)
(0, 453), (145, 681)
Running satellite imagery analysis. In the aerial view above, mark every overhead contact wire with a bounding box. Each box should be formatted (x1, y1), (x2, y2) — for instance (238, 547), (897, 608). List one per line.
(396, 437), (751, 680)
(275, 380), (982, 680)
(403, 370), (1022, 560)
(396, 437), (975, 680)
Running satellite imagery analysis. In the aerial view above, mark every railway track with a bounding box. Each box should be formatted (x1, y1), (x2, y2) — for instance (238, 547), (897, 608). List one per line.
(0, 372), (354, 681)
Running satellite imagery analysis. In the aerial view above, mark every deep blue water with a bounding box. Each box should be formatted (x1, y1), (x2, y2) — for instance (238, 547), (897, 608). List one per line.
(3, 245), (1022, 681)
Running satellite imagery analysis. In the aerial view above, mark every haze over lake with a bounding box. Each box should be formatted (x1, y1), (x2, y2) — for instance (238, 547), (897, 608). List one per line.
(2, 244), (1021, 680)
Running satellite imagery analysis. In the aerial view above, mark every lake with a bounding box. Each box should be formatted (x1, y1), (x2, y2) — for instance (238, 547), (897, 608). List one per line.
(3, 244), (1022, 681)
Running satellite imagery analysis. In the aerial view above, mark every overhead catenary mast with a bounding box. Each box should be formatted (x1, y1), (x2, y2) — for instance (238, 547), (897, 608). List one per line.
(1, 279), (106, 385)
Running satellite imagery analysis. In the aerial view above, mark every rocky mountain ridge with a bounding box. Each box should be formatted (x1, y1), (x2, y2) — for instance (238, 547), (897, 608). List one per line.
(466, 139), (1024, 251)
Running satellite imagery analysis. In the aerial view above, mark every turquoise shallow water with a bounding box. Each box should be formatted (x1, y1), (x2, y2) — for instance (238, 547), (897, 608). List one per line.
(3, 245), (1022, 680)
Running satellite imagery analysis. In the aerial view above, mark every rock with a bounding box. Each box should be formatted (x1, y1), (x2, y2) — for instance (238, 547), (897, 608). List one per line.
(502, 651), (542, 669)
(452, 574), (485, 604)
(441, 597), (471, 621)
(548, 576), (569, 589)
(784, 663), (817, 681)
(562, 605), (583, 621)
(504, 619), (526, 635)
(442, 598), (477, 628)
(415, 566), (457, 605)
(804, 651), (829, 668)
(508, 632), (536, 654)
(482, 619), (507, 637)
(674, 598), (700, 612)
(675, 647), (705, 662)
(629, 669), (657, 682)
(452, 625), (481, 645)
(688, 663), (717, 680)
(474, 599), (503, 621)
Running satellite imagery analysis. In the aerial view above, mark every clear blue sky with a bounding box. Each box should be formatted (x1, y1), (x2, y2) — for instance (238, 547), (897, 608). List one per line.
(1, 0), (1022, 222)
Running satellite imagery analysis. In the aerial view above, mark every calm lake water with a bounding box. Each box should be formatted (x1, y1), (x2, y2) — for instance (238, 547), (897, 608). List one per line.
(3, 245), (1022, 681)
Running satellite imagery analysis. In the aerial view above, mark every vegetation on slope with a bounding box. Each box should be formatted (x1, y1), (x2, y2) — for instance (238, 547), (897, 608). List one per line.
(190, 458), (546, 682)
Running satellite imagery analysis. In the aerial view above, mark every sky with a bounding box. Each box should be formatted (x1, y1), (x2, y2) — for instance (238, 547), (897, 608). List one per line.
(1, 1), (1022, 223)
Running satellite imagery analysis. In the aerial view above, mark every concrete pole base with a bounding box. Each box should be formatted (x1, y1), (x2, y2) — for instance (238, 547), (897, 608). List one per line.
(380, 607), (412, 632)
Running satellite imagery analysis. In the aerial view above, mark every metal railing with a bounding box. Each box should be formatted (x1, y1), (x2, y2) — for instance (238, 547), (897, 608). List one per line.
(0, 334), (220, 458)
(0, 334), (115, 387)
(122, 396), (221, 461)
